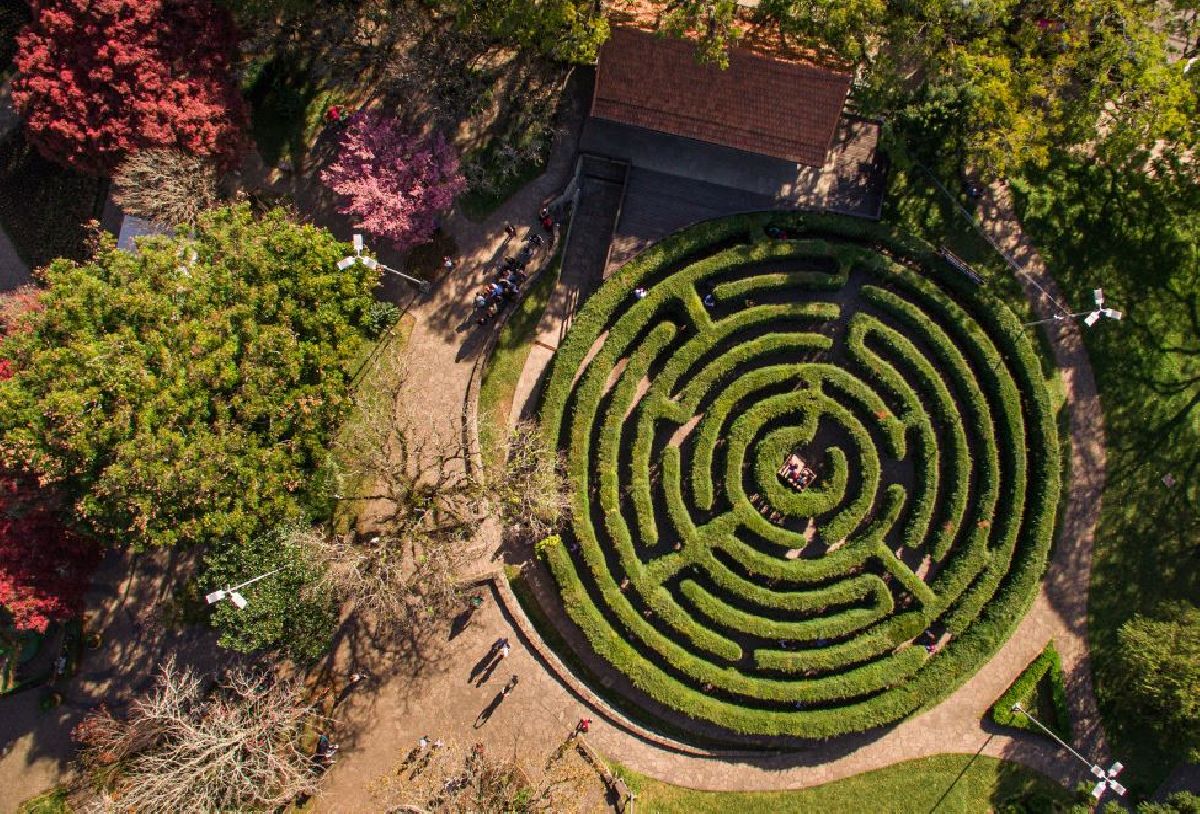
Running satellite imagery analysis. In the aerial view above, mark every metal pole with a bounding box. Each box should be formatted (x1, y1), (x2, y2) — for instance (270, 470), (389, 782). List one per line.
(376, 262), (431, 294)
(228, 567), (285, 593)
(1010, 704), (1096, 772)
(913, 162), (1074, 319)
(1022, 310), (1093, 327)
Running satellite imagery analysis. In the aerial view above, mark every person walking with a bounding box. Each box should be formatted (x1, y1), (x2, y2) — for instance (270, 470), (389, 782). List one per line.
(504, 223), (517, 240)
(443, 255), (455, 273)
(575, 718), (592, 736)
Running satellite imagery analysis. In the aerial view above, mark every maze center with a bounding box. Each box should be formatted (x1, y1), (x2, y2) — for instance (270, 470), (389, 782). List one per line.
(539, 214), (1059, 740)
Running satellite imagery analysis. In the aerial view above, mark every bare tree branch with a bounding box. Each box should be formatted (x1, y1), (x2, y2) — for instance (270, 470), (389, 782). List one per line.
(112, 150), (220, 228)
(72, 658), (323, 813)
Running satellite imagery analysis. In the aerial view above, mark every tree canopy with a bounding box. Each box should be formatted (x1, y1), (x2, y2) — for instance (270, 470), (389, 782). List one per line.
(202, 526), (336, 660)
(1114, 601), (1200, 760)
(1, 288), (100, 634)
(639, 0), (1199, 175)
(451, 0), (610, 63)
(0, 205), (378, 551)
(12, 0), (247, 175)
(321, 112), (466, 252)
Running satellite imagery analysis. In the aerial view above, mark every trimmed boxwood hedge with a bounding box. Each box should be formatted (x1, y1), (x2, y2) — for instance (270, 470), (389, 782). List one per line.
(990, 642), (1073, 743)
(536, 212), (1059, 739)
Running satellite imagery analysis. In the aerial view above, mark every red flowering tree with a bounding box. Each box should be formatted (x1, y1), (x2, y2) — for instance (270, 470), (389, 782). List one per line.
(0, 288), (99, 634)
(11, 0), (247, 176)
(321, 112), (466, 251)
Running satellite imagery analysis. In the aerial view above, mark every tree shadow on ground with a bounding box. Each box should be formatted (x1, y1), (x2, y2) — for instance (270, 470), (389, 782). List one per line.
(1011, 152), (1200, 789)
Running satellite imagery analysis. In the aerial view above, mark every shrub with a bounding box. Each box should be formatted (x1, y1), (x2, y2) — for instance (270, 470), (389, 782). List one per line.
(991, 642), (1072, 743)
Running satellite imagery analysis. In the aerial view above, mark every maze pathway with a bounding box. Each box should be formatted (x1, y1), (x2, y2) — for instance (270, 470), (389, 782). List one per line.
(538, 213), (1060, 739)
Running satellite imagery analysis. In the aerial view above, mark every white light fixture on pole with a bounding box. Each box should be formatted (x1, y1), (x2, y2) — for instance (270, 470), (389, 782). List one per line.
(205, 567), (284, 611)
(1024, 288), (1123, 328)
(1010, 704), (1126, 800)
(339, 233), (430, 294)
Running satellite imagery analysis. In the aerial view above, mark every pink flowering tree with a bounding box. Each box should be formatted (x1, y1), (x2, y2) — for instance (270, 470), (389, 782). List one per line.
(321, 112), (466, 251)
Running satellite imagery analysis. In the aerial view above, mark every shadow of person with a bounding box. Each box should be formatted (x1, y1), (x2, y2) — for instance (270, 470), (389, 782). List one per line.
(468, 649), (497, 684)
(475, 656), (503, 687)
(473, 676), (518, 728)
(473, 689), (507, 728)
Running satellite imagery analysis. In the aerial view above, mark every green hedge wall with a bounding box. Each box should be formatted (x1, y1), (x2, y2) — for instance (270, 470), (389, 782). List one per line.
(536, 211), (1059, 739)
(990, 642), (1073, 743)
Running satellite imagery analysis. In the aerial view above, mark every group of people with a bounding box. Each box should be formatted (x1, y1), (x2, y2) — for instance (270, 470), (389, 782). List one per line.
(472, 224), (547, 325)
(780, 454), (817, 492)
(749, 493), (785, 524)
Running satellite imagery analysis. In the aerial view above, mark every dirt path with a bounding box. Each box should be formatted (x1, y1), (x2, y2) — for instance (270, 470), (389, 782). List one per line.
(313, 171), (1112, 804)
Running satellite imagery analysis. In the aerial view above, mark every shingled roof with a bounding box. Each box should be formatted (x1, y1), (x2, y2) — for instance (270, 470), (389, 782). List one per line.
(591, 26), (852, 167)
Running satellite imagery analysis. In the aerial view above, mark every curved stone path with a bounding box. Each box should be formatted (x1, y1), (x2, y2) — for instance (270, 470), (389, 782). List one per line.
(314, 171), (1111, 807)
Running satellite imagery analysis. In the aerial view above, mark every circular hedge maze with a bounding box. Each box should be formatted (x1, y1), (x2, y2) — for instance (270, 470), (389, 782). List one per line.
(538, 213), (1060, 740)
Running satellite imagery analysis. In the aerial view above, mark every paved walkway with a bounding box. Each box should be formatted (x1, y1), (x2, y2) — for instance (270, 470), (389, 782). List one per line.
(0, 79), (32, 292)
(315, 164), (1114, 807)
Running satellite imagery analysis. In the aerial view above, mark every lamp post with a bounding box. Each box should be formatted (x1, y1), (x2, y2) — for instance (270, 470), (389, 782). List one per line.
(204, 568), (284, 610)
(338, 233), (430, 294)
(1010, 703), (1126, 800)
(1023, 288), (1123, 328)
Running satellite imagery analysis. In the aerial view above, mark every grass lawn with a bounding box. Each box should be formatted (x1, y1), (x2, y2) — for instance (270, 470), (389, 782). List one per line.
(1011, 154), (1200, 793)
(242, 49), (344, 172)
(477, 247), (562, 469)
(610, 754), (1073, 814)
(17, 787), (71, 814)
(0, 128), (106, 269)
(330, 312), (414, 534)
(459, 144), (547, 221)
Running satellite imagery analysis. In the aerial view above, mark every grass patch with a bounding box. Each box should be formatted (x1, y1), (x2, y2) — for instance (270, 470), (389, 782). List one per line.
(1011, 153), (1200, 793)
(404, 231), (459, 283)
(242, 50), (343, 171)
(477, 246), (562, 469)
(330, 313), (414, 534)
(609, 753), (1073, 814)
(459, 143), (546, 221)
(17, 787), (72, 814)
(0, 129), (106, 269)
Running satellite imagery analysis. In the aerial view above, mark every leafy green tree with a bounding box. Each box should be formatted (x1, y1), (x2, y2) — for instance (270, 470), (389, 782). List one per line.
(642, 0), (1197, 176)
(1113, 601), (1200, 760)
(453, 0), (610, 63)
(1139, 792), (1200, 814)
(0, 204), (377, 551)
(202, 526), (336, 660)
